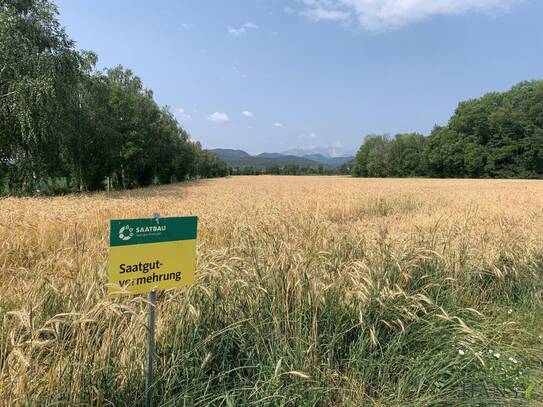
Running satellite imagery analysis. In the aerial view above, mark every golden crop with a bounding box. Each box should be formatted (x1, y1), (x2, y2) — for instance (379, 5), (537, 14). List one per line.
(1, 176), (543, 405)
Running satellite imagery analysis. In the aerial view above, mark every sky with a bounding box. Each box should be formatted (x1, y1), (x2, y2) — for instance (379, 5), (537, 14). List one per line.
(55, 0), (543, 155)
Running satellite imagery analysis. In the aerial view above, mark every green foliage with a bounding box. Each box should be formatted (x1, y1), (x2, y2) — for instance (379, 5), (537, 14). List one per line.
(353, 81), (543, 179)
(0, 0), (227, 195)
(209, 149), (354, 176)
(230, 164), (350, 176)
(353, 133), (425, 178)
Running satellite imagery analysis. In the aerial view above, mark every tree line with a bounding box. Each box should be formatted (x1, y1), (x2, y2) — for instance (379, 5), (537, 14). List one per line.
(0, 0), (227, 195)
(353, 80), (543, 179)
(230, 164), (352, 176)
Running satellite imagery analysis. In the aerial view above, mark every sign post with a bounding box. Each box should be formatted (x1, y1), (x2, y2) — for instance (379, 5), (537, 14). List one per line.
(145, 289), (156, 407)
(108, 215), (198, 407)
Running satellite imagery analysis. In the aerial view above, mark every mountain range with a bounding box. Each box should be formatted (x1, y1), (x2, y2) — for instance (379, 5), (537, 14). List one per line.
(208, 148), (355, 169)
(282, 147), (356, 158)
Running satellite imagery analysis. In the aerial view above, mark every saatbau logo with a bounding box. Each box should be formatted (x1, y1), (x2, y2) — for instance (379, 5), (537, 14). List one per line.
(118, 223), (167, 241)
(118, 225), (134, 241)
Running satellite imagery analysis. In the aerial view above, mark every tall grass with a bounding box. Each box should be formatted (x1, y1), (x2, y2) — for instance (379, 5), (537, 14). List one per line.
(1, 176), (542, 405)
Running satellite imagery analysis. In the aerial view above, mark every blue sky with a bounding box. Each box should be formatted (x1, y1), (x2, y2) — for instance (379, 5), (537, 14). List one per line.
(55, 0), (542, 155)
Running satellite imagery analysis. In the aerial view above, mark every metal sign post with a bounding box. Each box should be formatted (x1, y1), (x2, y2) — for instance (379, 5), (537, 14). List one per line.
(107, 213), (198, 406)
(145, 289), (157, 407)
(146, 213), (160, 407)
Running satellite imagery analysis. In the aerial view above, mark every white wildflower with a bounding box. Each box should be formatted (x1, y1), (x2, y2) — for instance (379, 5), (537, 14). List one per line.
(508, 357), (518, 364)
(458, 349), (465, 356)
(507, 309), (513, 315)
(493, 352), (501, 359)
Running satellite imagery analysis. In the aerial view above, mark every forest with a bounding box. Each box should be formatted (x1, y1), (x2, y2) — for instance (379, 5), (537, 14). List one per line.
(230, 164), (352, 176)
(353, 80), (543, 178)
(0, 0), (228, 196)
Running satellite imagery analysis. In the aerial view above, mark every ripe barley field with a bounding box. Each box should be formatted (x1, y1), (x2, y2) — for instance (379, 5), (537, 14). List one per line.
(1, 176), (543, 406)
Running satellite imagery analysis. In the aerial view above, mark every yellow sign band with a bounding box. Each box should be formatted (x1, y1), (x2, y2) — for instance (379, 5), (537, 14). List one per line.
(108, 239), (196, 295)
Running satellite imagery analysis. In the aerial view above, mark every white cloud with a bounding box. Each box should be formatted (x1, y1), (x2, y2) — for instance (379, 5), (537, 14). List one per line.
(302, 6), (350, 22)
(284, 6), (295, 14)
(227, 22), (259, 36)
(180, 23), (193, 29)
(175, 108), (191, 121)
(244, 22), (259, 29)
(227, 27), (243, 36)
(207, 112), (229, 123)
(242, 111), (254, 117)
(274, 122), (283, 127)
(298, 0), (522, 31)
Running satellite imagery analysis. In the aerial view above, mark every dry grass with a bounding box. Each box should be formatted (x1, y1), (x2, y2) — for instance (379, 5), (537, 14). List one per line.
(1, 176), (543, 406)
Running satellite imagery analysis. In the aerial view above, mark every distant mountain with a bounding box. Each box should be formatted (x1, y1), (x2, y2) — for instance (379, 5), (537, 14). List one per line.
(302, 154), (354, 167)
(253, 151), (355, 167)
(281, 147), (357, 158)
(256, 152), (284, 158)
(208, 149), (250, 161)
(208, 148), (349, 169)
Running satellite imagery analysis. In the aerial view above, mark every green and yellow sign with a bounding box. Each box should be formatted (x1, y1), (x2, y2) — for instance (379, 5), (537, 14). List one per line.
(108, 216), (197, 295)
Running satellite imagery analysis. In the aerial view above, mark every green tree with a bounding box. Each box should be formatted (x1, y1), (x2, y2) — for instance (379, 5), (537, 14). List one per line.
(1, 0), (82, 193)
(388, 133), (426, 177)
(0, 1), (228, 195)
(353, 135), (391, 177)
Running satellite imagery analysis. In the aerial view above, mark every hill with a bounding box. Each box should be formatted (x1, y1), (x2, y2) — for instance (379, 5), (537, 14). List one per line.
(303, 154), (354, 167)
(208, 149), (251, 161)
(209, 149), (354, 169)
(209, 149), (332, 169)
(256, 152), (284, 158)
(282, 146), (356, 158)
